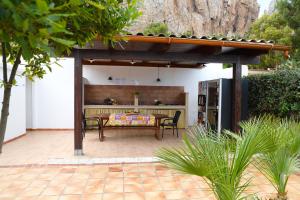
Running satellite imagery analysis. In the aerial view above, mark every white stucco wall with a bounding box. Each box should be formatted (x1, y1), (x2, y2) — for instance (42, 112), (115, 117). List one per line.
(0, 67), (26, 142)
(27, 58), (74, 129)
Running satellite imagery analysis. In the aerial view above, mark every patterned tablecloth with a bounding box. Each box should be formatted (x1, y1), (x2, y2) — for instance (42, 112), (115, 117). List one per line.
(109, 113), (155, 126)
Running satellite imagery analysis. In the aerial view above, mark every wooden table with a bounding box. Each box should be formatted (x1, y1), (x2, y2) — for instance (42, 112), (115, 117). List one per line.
(96, 113), (168, 141)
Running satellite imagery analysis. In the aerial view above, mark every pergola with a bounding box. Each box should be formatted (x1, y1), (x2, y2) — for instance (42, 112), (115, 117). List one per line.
(73, 34), (290, 155)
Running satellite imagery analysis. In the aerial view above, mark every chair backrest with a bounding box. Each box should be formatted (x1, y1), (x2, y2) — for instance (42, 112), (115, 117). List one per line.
(173, 111), (181, 124)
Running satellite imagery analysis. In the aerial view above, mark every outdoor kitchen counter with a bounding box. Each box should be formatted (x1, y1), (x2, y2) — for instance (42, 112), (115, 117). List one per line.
(84, 105), (188, 129)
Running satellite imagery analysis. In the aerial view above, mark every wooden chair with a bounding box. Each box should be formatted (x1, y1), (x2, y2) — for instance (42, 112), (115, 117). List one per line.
(160, 111), (181, 138)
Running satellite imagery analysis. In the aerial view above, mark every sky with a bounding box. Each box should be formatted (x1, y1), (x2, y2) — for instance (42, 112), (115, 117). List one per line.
(258, 0), (272, 16)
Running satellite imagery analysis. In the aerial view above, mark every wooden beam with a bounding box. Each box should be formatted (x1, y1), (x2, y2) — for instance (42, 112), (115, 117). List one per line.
(185, 45), (222, 55)
(148, 43), (171, 53)
(232, 57), (242, 133)
(220, 47), (269, 56)
(82, 60), (201, 68)
(76, 49), (260, 65)
(74, 49), (83, 155)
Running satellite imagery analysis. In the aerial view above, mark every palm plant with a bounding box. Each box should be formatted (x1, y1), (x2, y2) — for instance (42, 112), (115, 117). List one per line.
(156, 118), (277, 200)
(254, 118), (300, 200)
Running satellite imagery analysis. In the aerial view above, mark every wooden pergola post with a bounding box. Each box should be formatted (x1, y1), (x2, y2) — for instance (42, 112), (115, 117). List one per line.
(232, 57), (242, 133)
(74, 49), (83, 155)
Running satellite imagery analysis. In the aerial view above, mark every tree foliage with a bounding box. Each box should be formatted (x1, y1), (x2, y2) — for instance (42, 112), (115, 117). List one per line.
(0, 0), (140, 80)
(0, 0), (140, 152)
(247, 13), (293, 69)
(277, 0), (300, 59)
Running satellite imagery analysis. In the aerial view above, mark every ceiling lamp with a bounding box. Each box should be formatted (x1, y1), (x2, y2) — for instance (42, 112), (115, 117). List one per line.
(166, 62), (171, 68)
(156, 67), (161, 82)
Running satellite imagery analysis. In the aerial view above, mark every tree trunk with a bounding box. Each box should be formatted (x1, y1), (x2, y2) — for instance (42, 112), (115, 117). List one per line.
(0, 87), (12, 153)
(0, 47), (22, 153)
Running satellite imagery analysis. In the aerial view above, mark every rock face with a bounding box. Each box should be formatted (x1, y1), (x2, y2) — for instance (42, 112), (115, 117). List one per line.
(128, 0), (260, 36)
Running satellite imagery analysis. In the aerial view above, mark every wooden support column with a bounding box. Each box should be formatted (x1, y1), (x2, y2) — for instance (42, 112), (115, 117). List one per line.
(232, 57), (242, 133)
(74, 49), (83, 155)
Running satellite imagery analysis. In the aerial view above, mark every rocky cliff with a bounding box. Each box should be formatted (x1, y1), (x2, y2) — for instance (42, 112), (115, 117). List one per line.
(128, 0), (260, 37)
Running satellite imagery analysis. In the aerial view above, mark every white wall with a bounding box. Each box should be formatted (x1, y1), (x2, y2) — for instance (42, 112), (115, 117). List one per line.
(28, 58), (74, 129)
(0, 67), (26, 142)
(26, 59), (247, 128)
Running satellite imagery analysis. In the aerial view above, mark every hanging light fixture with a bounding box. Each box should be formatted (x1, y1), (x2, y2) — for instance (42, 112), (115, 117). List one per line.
(166, 62), (171, 68)
(156, 67), (161, 82)
(130, 60), (136, 65)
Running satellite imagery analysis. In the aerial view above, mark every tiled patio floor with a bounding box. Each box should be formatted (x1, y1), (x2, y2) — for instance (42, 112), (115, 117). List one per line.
(1, 131), (300, 199)
(0, 130), (182, 166)
(0, 163), (300, 200)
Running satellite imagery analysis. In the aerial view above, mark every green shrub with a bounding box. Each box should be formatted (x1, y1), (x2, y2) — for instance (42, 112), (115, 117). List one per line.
(248, 69), (300, 119)
(143, 22), (169, 35)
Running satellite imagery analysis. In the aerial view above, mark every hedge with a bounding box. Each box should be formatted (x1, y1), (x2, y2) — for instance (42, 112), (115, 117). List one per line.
(247, 69), (300, 119)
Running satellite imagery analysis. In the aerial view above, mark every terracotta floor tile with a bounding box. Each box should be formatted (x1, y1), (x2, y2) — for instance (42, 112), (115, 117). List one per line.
(180, 181), (200, 190)
(104, 184), (124, 193)
(89, 172), (107, 179)
(84, 182), (104, 194)
(145, 191), (166, 200)
(124, 171), (140, 178)
(140, 171), (156, 177)
(164, 190), (187, 199)
(160, 181), (180, 191)
(124, 177), (142, 185)
(124, 184), (143, 192)
(58, 195), (81, 200)
(109, 167), (123, 172)
(159, 177), (175, 182)
(21, 186), (45, 197)
(105, 177), (123, 185)
(102, 193), (123, 200)
(30, 180), (50, 188)
(156, 171), (172, 177)
(123, 165), (140, 172)
(71, 173), (89, 180)
(143, 183), (162, 192)
(107, 172), (123, 178)
(59, 168), (75, 174)
(124, 192), (145, 200)
(37, 196), (60, 200)
(63, 185), (85, 195)
(42, 185), (66, 196)
(15, 197), (39, 200)
(0, 187), (22, 198)
(185, 189), (208, 199)
(142, 177), (159, 184)
(38, 173), (56, 181)
(81, 194), (102, 200)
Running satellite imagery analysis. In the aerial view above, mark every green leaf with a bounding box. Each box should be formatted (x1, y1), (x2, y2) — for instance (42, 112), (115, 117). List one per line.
(36, 0), (49, 13)
(85, 0), (105, 10)
(2, 0), (14, 9)
(22, 19), (29, 32)
(50, 37), (75, 46)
